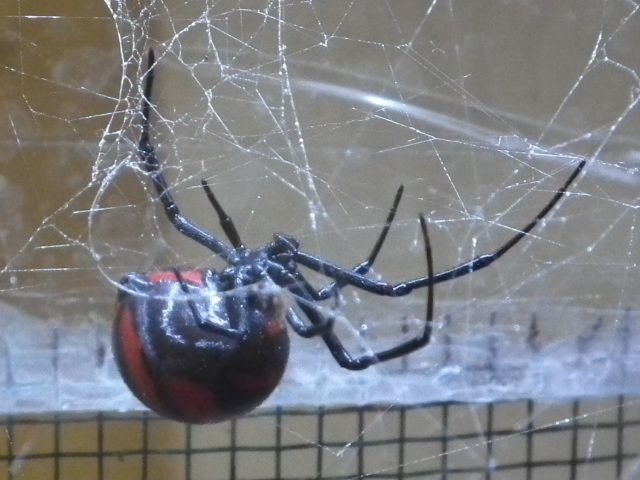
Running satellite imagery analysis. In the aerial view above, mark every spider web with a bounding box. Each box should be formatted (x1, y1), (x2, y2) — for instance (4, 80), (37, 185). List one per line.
(1, 0), (640, 475)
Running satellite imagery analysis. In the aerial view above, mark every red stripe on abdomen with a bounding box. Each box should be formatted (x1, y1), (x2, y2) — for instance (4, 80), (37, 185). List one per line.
(164, 376), (219, 423)
(116, 304), (164, 412)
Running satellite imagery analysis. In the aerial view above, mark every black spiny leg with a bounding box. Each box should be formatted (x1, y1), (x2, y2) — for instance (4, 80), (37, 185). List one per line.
(318, 185), (404, 298)
(285, 298), (335, 338)
(201, 179), (244, 249)
(289, 184), (405, 302)
(139, 49), (235, 261)
(293, 160), (586, 298)
(291, 215), (434, 370)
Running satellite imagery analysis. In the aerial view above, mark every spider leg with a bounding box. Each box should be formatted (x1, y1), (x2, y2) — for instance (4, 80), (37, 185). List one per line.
(172, 269), (241, 338)
(277, 185), (404, 302)
(139, 49), (234, 261)
(200, 180), (244, 249)
(290, 215), (434, 370)
(285, 302), (335, 338)
(264, 261), (340, 333)
(294, 160), (585, 298)
(315, 185), (404, 300)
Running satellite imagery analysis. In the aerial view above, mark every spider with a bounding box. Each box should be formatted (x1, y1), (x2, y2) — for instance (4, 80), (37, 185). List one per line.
(112, 49), (586, 423)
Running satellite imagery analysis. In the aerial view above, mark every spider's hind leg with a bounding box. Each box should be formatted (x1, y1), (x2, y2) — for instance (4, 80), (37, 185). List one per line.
(285, 306), (335, 338)
(292, 214), (434, 370)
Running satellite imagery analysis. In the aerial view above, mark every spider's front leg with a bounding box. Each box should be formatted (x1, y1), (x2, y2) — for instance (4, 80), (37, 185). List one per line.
(138, 49), (234, 260)
(286, 184), (405, 302)
(293, 160), (586, 298)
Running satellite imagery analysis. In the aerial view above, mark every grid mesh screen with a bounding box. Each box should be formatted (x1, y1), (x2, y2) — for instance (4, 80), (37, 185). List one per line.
(2, 395), (638, 479)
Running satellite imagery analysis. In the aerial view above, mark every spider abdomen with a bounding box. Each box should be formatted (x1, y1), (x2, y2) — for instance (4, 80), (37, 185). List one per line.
(113, 270), (290, 423)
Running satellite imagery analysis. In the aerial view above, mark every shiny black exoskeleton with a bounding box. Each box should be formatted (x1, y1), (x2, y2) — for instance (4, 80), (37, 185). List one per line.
(115, 270), (290, 423)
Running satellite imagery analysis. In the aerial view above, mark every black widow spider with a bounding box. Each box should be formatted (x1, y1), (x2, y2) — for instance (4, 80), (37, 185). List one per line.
(112, 49), (586, 423)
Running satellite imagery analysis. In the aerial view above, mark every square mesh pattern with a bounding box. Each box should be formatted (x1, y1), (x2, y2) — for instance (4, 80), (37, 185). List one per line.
(0, 396), (638, 479)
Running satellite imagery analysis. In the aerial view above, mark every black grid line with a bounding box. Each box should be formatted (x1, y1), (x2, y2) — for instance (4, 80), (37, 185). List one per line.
(441, 403), (449, 480)
(230, 417), (237, 480)
(357, 408), (364, 478)
(186, 423), (192, 480)
(316, 405), (324, 479)
(616, 394), (624, 478)
(7, 414), (13, 480)
(0, 398), (638, 480)
(275, 407), (282, 478)
(570, 400), (579, 480)
(485, 402), (493, 480)
(97, 413), (103, 480)
(397, 407), (405, 480)
(53, 413), (59, 480)
(142, 412), (148, 480)
(525, 400), (534, 480)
